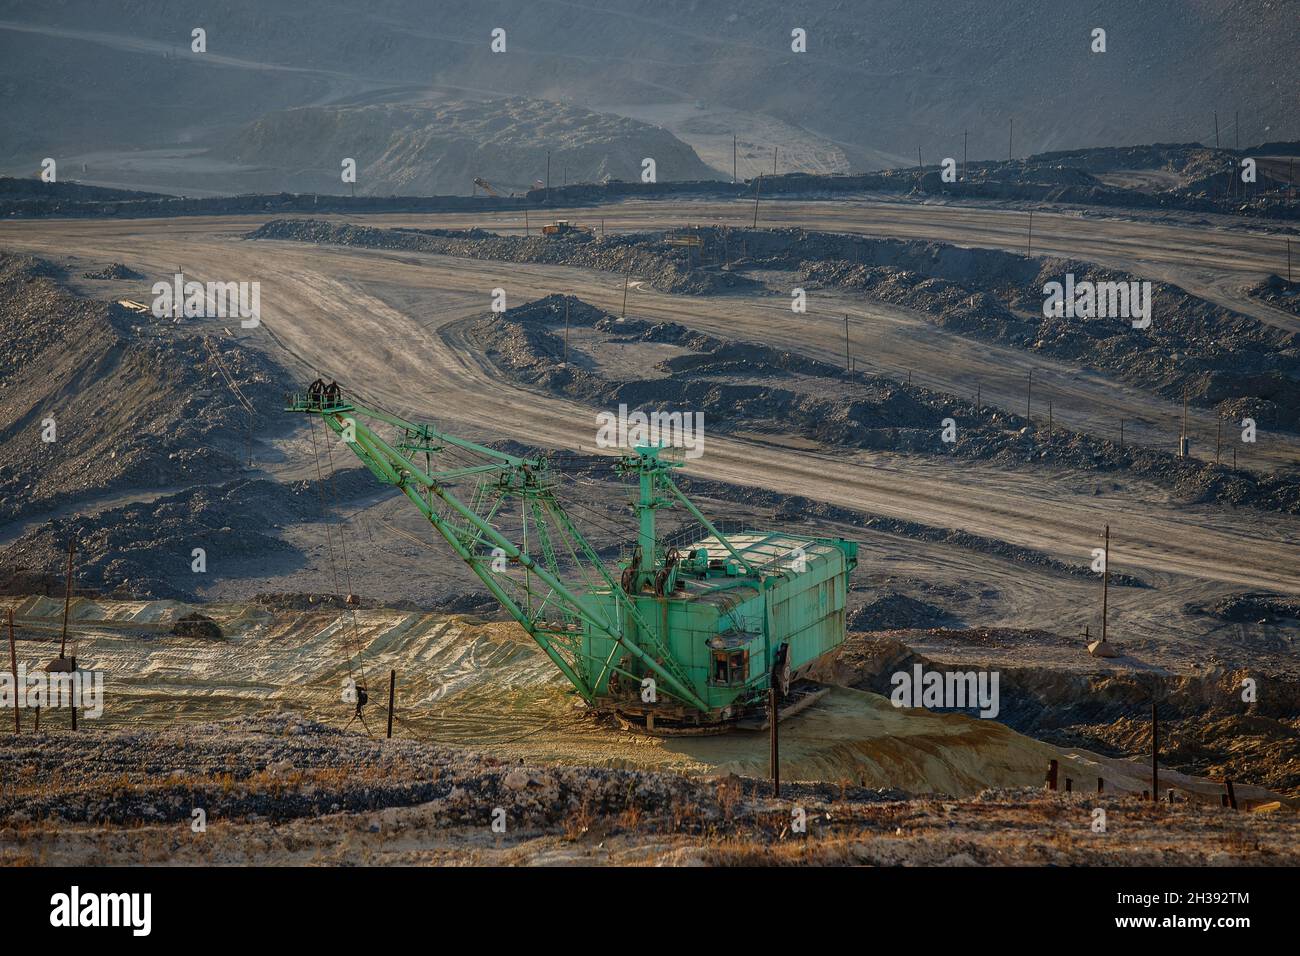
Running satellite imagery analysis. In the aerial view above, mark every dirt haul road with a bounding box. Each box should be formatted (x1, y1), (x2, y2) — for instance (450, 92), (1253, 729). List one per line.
(0, 210), (1297, 606)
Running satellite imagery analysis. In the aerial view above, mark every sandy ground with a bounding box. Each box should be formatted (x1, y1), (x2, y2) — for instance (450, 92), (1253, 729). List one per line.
(2, 595), (1287, 807)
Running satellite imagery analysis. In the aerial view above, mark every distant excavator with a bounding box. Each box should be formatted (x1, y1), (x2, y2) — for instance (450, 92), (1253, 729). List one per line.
(472, 177), (504, 197)
(541, 219), (593, 237)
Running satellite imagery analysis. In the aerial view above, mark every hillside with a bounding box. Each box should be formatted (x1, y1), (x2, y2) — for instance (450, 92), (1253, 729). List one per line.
(216, 97), (719, 196)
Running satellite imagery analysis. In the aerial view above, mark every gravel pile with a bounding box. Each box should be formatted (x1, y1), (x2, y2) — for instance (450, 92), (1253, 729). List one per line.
(1249, 274), (1300, 317)
(80, 262), (144, 280)
(803, 255), (1299, 431)
(0, 252), (286, 525)
(248, 219), (760, 295)
(847, 593), (955, 631)
(0, 469), (376, 601)
(1188, 592), (1300, 624)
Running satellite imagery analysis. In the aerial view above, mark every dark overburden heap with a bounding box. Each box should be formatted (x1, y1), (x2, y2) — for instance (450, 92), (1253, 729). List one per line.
(0, 252), (286, 525)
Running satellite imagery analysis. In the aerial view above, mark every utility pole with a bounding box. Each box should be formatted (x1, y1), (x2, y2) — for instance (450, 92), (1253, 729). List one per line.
(1216, 416), (1222, 463)
(524, 207), (529, 237)
(7, 609), (18, 733)
(1047, 400), (1052, 439)
(1214, 110), (1219, 148)
(844, 313), (850, 368)
(59, 538), (74, 661)
(386, 669), (396, 739)
(1027, 210), (1033, 257)
(732, 134), (737, 184)
(773, 145), (778, 176)
(1288, 237), (1292, 282)
(546, 150), (551, 203)
(963, 129), (968, 181)
(1119, 419), (1124, 448)
(1151, 701), (1159, 802)
(1235, 109), (1240, 151)
(1026, 369), (1032, 420)
(1008, 118), (1014, 162)
(1180, 388), (1190, 457)
(752, 175), (762, 229)
(1101, 524), (1110, 646)
(769, 685), (780, 797)
(621, 270), (630, 318)
(564, 298), (570, 363)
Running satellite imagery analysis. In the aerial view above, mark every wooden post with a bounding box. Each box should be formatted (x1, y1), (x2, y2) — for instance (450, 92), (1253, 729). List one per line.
(524, 207), (529, 237)
(1008, 118), (1014, 162)
(752, 175), (762, 229)
(69, 656), (77, 732)
(7, 608), (18, 733)
(963, 129), (968, 181)
(844, 314), (850, 369)
(1027, 210), (1033, 257)
(1097, 777), (1104, 794)
(1225, 778), (1238, 810)
(769, 686), (780, 797)
(1221, 793), (1229, 807)
(975, 382), (980, 412)
(1101, 525), (1110, 646)
(1168, 788), (1176, 804)
(59, 538), (75, 660)
(732, 134), (737, 184)
(1045, 759), (1058, 790)
(1151, 702), (1159, 800)
(1026, 370), (1032, 420)
(386, 669), (396, 739)
(621, 270), (629, 317)
(564, 298), (570, 364)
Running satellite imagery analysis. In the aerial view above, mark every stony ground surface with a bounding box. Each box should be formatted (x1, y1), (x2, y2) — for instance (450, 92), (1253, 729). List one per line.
(0, 252), (283, 526)
(1, 714), (1295, 866)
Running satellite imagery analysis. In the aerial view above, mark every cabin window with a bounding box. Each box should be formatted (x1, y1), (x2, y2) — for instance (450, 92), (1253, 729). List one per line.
(711, 649), (749, 686)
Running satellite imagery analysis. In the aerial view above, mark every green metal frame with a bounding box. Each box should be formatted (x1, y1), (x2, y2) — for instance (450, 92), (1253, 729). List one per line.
(287, 390), (718, 711)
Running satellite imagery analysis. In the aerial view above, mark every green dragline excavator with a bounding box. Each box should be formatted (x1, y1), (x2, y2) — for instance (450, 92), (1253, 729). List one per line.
(288, 380), (857, 733)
